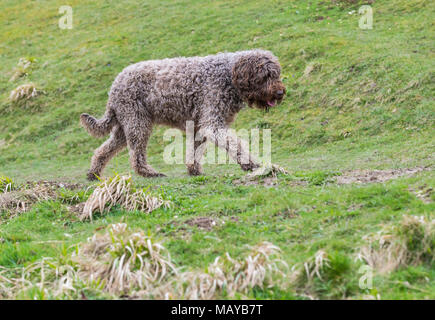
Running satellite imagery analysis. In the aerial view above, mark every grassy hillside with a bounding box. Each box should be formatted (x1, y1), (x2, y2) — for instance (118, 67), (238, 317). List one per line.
(0, 0), (434, 299)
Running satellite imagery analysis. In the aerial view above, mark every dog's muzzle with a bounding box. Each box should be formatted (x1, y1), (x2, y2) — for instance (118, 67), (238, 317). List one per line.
(266, 88), (286, 107)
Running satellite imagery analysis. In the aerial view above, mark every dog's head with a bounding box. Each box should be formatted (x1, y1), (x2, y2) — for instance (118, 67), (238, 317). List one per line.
(232, 50), (286, 110)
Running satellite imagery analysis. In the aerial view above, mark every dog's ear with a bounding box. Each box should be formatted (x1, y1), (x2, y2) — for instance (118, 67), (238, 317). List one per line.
(232, 55), (262, 97)
(232, 53), (281, 101)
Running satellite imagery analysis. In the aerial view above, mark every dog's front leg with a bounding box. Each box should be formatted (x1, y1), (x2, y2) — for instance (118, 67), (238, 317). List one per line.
(202, 126), (260, 171)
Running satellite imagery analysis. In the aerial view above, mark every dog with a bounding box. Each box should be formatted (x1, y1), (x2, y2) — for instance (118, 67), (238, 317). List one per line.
(80, 50), (286, 180)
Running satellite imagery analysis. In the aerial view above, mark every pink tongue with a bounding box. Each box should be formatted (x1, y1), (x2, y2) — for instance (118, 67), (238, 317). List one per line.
(267, 100), (276, 107)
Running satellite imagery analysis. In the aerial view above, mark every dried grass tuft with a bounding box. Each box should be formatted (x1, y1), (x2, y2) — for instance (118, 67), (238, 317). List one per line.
(173, 242), (287, 299)
(0, 266), (15, 299)
(175, 268), (226, 300)
(303, 250), (331, 282)
(0, 257), (82, 300)
(0, 192), (28, 217)
(359, 215), (435, 273)
(9, 83), (38, 102)
(303, 62), (321, 78)
(9, 57), (34, 82)
(289, 250), (356, 299)
(0, 181), (78, 222)
(73, 223), (177, 294)
(0, 184), (56, 220)
(227, 242), (287, 293)
(80, 175), (170, 220)
(247, 164), (289, 179)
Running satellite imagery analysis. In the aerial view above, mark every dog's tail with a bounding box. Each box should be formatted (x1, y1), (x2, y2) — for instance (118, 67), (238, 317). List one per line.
(80, 109), (117, 138)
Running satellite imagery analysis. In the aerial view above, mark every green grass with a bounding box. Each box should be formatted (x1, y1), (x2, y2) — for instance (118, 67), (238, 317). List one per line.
(0, 0), (434, 299)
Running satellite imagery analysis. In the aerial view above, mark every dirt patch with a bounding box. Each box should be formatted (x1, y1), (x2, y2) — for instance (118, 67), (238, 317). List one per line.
(288, 180), (309, 187)
(233, 176), (278, 187)
(24, 180), (83, 190)
(229, 216), (239, 223)
(167, 217), (219, 232)
(409, 184), (433, 204)
(274, 208), (299, 219)
(336, 167), (430, 185)
(347, 204), (363, 212)
(185, 217), (217, 231)
(69, 202), (86, 215)
(0, 185), (55, 216)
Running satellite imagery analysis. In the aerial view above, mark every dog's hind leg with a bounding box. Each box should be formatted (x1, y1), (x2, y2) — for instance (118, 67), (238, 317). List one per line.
(87, 125), (127, 181)
(124, 116), (166, 178)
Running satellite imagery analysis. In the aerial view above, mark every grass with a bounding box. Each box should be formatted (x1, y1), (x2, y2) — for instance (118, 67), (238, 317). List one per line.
(0, 0), (434, 299)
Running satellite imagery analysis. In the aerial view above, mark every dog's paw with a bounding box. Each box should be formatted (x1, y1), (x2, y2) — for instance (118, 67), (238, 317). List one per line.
(87, 171), (100, 181)
(240, 162), (260, 172)
(188, 171), (203, 176)
(153, 172), (167, 178)
(187, 165), (204, 176)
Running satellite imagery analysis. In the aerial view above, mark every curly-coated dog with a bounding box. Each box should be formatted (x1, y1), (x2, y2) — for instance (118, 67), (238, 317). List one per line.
(80, 49), (286, 180)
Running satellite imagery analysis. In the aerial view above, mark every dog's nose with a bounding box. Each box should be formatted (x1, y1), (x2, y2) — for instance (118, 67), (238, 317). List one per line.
(276, 90), (284, 98)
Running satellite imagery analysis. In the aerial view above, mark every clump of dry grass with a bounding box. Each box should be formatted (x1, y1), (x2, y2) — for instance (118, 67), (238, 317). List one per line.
(288, 250), (356, 300)
(9, 83), (38, 102)
(0, 183), (57, 220)
(0, 192), (28, 218)
(0, 266), (15, 298)
(247, 164), (289, 179)
(0, 257), (83, 300)
(0, 180), (81, 222)
(9, 57), (34, 82)
(359, 215), (435, 273)
(173, 268), (226, 300)
(303, 250), (331, 282)
(80, 175), (170, 221)
(73, 223), (177, 294)
(303, 62), (321, 78)
(226, 242), (287, 293)
(289, 250), (335, 296)
(173, 242), (287, 299)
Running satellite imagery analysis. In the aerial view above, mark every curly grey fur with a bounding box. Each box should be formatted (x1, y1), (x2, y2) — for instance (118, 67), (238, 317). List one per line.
(81, 49), (286, 180)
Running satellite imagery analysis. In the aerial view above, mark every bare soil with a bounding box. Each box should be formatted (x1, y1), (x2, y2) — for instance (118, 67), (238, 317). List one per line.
(408, 184), (433, 204)
(232, 176), (278, 187)
(185, 217), (217, 231)
(336, 167), (430, 185)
